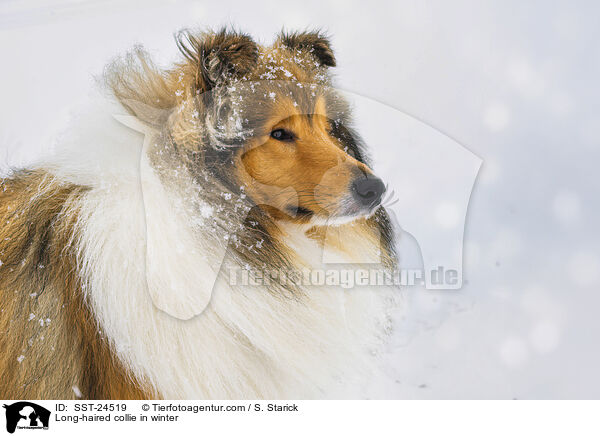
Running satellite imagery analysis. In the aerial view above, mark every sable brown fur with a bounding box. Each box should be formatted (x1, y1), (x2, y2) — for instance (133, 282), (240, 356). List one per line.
(0, 171), (153, 399)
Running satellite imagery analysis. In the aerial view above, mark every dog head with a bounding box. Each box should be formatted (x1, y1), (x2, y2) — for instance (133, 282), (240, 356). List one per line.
(108, 28), (386, 226)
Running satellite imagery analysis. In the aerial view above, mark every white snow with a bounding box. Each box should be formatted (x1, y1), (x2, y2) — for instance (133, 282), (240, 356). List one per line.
(434, 202), (460, 229)
(200, 204), (213, 218)
(568, 251), (600, 287)
(482, 102), (511, 132)
(72, 385), (83, 398)
(553, 190), (582, 224)
(499, 337), (530, 368)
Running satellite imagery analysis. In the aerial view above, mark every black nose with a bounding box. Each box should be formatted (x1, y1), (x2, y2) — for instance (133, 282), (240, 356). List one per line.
(351, 175), (386, 208)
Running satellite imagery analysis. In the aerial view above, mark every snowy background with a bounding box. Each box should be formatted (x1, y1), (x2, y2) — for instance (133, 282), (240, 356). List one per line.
(1, 0), (599, 398)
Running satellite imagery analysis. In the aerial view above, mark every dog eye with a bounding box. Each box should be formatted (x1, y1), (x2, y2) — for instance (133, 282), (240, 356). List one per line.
(270, 129), (295, 142)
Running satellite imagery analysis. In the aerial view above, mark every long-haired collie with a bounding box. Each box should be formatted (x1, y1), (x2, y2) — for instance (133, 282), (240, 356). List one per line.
(0, 28), (398, 399)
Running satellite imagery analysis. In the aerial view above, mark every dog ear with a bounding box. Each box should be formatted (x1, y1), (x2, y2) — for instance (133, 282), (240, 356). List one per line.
(277, 30), (336, 67)
(175, 28), (259, 92)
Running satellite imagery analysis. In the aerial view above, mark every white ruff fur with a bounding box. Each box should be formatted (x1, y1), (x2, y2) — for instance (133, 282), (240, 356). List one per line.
(45, 95), (397, 399)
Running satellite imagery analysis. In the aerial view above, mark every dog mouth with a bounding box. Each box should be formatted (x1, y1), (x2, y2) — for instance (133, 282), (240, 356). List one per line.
(282, 178), (387, 223)
(284, 200), (382, 225)
(334, 203), (382, 222)
(286, 205), (314, 219)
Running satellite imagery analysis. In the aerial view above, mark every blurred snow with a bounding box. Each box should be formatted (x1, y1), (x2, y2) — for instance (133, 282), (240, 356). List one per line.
(483, 102), (511, 132)
(1, 0), (599, 398)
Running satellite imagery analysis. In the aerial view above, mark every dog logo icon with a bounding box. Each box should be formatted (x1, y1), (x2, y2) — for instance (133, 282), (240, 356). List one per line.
(2, 402), (50, 433)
